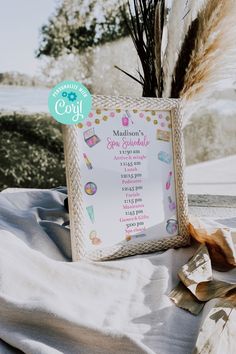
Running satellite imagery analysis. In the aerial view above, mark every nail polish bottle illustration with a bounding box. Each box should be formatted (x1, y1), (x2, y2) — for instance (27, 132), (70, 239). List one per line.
(125, 110), (134, 124)
(168, 196), (176, 211)
(83, 153), (93, 170)
(166, 171), (172, 190)
(122, 115), (129, 127)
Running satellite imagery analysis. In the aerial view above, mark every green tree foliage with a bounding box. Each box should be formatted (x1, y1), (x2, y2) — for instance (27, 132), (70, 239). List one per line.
(37, 0), (129, 58)
(0, 113), (65, 190)
(0, 71), (43, 87)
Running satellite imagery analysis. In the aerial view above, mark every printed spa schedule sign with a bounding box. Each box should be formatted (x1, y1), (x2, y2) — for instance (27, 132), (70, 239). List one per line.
(76, 109), (178, 251)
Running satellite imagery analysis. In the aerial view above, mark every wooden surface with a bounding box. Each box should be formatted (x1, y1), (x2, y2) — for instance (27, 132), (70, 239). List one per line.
(188, 194), (236, 218)
(186, 156), (236, 196)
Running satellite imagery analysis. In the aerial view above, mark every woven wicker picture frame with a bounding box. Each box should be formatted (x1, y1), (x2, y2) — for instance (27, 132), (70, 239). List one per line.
(63, 95), (189, 261)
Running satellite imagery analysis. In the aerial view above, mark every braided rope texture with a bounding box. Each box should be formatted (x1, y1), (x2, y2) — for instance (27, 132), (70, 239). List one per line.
(63, 96), (189, 261)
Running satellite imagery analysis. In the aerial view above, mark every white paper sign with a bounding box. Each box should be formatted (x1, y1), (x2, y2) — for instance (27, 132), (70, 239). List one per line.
(76, 108), (178, 251)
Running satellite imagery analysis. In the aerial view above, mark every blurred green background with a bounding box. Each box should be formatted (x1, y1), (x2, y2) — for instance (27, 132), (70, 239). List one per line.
(0, 113), (65, 191)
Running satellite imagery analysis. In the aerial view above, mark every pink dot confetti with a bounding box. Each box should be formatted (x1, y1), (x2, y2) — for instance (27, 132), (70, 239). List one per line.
(88, 112), (93, 118)
(109, 112), (115, 117)
(161, 122), (165, 128)
(158, 114), (163, 119)
(86, 121), (92, 127)
(139, 113), (144, 118)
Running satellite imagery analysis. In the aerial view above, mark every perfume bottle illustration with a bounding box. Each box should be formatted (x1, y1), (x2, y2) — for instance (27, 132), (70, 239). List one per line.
(83, 153), (93, 170)
(166, 219), (178, 234)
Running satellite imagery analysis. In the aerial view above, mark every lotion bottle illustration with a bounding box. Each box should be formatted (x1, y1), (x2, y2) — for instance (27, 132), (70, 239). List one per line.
(86, 206), (95, 223)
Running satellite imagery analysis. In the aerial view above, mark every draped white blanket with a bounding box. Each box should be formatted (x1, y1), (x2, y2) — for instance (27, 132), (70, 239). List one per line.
(0, 188), (234, 354)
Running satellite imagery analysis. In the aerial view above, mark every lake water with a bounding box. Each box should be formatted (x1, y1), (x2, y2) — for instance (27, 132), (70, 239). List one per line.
(0, 85), (50, 113)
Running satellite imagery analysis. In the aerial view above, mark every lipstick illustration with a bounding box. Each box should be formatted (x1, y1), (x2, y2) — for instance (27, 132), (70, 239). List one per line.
(83, 153), (93, 170)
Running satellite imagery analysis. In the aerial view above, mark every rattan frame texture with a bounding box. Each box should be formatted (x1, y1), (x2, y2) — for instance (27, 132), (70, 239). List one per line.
(63, 95), (189, 261)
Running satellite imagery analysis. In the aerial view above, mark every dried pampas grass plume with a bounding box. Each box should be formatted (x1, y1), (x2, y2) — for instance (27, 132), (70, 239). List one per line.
(163, 0), (205, 97)
(170, 17), (199, 99)
(180, 0), (236, 121)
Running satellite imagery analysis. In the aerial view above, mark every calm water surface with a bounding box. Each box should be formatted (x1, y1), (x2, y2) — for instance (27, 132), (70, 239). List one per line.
(0, 85), (49, 113)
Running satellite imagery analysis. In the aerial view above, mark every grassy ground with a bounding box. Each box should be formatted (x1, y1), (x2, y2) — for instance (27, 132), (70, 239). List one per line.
(0, 112), (66, 191)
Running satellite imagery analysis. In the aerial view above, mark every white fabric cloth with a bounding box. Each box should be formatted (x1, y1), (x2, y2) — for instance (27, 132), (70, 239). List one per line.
(0, 187), (233, 354)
